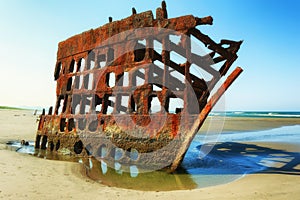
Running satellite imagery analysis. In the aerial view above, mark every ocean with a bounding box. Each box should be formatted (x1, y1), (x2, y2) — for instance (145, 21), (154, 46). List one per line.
(210, 111), (300, 118)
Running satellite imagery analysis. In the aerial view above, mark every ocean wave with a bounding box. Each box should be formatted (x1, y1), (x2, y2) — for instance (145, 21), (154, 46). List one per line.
(210, 111), (300, 118)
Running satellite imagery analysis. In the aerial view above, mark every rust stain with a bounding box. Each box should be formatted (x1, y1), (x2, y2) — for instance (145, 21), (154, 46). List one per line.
(35, 1), (243, 172)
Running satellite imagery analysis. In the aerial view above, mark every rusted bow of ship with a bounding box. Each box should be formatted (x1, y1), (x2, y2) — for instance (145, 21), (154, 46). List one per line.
(35, 1), (243, 172)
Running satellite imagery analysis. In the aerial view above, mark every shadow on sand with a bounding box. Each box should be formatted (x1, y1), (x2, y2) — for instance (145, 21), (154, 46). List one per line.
(180, 142), (300, 176)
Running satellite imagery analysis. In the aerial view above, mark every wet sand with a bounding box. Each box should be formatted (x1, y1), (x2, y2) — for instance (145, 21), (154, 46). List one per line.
(0, 109), (300, 199)
(201, 116), (300, 133)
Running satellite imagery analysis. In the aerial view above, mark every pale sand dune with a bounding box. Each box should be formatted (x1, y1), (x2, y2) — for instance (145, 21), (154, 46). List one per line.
(0, 109), (300, 199)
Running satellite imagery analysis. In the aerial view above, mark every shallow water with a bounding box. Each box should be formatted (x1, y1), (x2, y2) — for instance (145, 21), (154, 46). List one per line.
(198, 125), (300, 143)
(8, 125), (300, 191)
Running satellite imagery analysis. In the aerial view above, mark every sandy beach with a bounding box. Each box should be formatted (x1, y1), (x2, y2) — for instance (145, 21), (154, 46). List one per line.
(0, 109), (300, 199)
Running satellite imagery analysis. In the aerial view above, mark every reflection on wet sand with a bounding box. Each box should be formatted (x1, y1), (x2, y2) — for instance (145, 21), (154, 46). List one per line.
(82, 158), (197, 191)
(7, 127), (300, 191)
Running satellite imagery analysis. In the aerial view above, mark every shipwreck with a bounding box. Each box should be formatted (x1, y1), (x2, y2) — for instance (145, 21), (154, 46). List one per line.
(35, 1), (243, 172)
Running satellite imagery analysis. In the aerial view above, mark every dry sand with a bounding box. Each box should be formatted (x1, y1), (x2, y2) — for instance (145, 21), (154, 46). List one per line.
(0, 109), (300, 200)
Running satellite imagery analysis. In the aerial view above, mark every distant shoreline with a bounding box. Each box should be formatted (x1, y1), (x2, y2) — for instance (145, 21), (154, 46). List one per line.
(0, 106), (26, 110)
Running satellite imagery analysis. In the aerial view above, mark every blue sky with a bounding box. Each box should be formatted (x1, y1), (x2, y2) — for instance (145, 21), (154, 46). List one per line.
(0, 0), (299, 111)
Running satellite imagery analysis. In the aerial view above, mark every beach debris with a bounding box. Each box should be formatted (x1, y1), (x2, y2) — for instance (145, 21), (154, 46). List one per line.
(21, 140), (29, 146)
(35, 1), (243, 172)
(6, 141), (14, 145)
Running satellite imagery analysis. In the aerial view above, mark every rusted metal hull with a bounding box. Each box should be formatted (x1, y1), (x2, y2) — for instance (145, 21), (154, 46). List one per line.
(35, 1), (243, 172)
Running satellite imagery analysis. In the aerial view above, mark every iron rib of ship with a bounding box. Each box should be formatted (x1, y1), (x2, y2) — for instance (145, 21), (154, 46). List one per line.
(36, 1), (243, 172)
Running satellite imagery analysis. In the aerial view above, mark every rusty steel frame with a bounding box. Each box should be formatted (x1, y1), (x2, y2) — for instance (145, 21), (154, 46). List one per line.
(35, 1), (243, 172)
